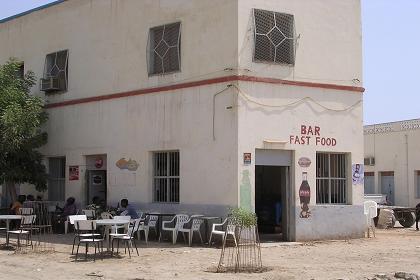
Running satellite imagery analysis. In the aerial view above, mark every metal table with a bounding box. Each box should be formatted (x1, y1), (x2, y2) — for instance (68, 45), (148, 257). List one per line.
(0, 215), (22, 246)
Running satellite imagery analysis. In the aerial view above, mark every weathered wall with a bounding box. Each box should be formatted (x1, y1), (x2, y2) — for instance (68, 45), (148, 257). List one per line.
(364, 120), (420, 207)
(236, 81), (364, 241)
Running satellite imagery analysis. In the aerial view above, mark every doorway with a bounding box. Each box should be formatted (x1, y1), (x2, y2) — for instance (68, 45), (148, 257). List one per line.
(255, 149), (291, 241)
(381, 171), (395, 205)
(87, 170), (107, 206)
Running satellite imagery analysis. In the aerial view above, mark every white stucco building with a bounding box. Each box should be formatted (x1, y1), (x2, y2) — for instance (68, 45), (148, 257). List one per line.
(0, 0), (365, 241)
(364, 119), (420, 208)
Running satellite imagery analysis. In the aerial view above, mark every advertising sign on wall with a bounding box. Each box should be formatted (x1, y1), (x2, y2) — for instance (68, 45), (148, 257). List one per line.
(243, 153), (252, 165)
(352, 164), (364, 185)
(69, 166), (79, 181)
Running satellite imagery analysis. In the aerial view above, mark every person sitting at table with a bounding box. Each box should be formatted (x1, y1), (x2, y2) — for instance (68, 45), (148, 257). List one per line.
(118, 199), (139, 219)
(10, 195), (26, 215)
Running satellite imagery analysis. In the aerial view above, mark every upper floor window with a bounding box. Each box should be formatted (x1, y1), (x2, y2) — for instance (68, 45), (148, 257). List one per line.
(253, 9), (295, 65)
(40, 50), (68, 93)
(147, 22), (181, 75)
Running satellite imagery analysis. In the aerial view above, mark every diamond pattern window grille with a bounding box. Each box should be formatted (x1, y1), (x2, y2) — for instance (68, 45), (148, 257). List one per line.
(147, 22), (181, 75)
(43, 50), (69, 91)
(253, 9), (295, 65)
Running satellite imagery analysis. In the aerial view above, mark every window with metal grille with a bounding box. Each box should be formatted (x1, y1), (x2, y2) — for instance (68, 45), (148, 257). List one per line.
(153, 151), (180, 203)
(147, 22), (181, 75)
(253, 9), (295, 65)
(48, 157), (66, 202)
(316, 153), (347, 204)
(41, 50), (69, 92)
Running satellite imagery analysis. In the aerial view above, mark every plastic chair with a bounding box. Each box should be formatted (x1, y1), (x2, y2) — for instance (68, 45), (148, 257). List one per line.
(110, 218), (142, 257)
(137, 214), (158, 242)
(178, 217), (204, 246)
(82, 209), (96, 220)
(100, 212), (113, 219)
(159, 214), (189, 244)
(65, 214), (87, 234)
(208, 218), (237, 246)
(111, 215), (131, 234)
(364, 200), (378, 238)
(74, 220), (104, 261)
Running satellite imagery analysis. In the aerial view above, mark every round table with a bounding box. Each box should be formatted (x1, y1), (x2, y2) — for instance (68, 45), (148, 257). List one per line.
(0, 215), (22, 246)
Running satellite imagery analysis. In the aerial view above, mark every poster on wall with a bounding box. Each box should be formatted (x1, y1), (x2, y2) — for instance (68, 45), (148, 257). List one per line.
(352, 164), (364, 185)
(69, 166), (79, 181)
(116, 158), (140, 171)
(243, 153), (251, 165)
(92, 175), (103, 185)
(299, 172), (311, 218)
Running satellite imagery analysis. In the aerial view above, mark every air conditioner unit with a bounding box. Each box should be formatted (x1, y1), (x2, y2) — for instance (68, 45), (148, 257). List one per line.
(40, 77), (63, 92)
(364, 157), (375, 166)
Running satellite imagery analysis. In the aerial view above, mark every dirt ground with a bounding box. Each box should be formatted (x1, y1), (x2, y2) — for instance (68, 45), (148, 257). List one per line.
(1, 225), (419, 280)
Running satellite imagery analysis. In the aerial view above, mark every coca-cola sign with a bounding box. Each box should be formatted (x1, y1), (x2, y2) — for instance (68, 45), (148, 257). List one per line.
(298, 157), (311, 168)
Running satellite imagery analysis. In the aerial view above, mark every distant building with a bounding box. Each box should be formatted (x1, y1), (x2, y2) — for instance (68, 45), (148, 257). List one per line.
(364, 119), (420, 207)
(0, 0), (364, 241)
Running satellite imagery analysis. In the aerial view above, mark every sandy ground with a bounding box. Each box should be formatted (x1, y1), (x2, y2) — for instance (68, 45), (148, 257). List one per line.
(0, 225), (420, 280)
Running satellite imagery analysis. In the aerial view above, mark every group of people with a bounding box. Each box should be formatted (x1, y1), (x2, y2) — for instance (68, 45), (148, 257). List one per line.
(9, 194), (43, 215)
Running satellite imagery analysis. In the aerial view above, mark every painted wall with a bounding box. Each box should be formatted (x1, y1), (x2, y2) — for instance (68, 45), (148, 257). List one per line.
(364, 119), (420, 207)
(236, 81), (364, 241)
(237, 0), (363, 86)
(0, 0), (364, 240)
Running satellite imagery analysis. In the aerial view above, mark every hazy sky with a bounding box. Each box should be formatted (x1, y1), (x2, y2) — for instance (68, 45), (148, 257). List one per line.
(1, 0), (419, 125)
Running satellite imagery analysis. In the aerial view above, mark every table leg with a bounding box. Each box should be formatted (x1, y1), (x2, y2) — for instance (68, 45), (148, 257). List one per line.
(6, 220), (10, 246)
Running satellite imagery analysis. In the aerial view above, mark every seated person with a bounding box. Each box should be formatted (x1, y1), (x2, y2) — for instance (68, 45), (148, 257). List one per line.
(118, 199), (139, 219)
(10, 195), (26, 214)
(58, 197), (78, 219)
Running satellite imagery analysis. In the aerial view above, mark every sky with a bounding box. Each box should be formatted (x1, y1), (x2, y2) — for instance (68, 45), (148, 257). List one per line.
(0, 0), (419, 125)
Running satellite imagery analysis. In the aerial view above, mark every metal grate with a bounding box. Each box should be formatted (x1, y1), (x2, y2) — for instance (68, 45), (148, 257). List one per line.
(48, 157), (66, 202)
(43, 50), (68, 91)
(147, 22), (181, 75)
(316, 153), (347, 204)
(253, 9), (295, 65)
(153, 151), (180, 203)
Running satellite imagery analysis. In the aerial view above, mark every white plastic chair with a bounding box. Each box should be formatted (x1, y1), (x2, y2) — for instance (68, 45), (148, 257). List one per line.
(111, 215), (131, 234)
(100, 212), (113, 219)
(137, 215), (158, 243)
(364, 200), (378, 238)
(178, 217), (204, 246)
(159, 214), (189, 244)
(208, 218), (237, 246)
(82, 209), (96, 219)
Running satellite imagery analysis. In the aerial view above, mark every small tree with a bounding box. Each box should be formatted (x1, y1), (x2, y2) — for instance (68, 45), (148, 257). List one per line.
(0, 59), (48, 205)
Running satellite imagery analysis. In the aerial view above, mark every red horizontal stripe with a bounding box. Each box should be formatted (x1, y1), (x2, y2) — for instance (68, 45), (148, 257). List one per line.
(381, 171), (394, 176)
(45, 74), (365, 109)
(364, 172), (374, 176)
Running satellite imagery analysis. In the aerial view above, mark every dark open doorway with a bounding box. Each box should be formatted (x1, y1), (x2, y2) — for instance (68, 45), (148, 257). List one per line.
(255, 165), (288, 241)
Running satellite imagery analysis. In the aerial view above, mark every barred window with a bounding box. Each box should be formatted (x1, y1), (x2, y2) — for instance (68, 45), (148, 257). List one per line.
(41, 50), (69, 92)
(153, 151), (180, 203)
(48, 157), (66, 202)
(316, 153), (347, 204)
(147, 22), (181, 75)
(253, 9), (295, 65)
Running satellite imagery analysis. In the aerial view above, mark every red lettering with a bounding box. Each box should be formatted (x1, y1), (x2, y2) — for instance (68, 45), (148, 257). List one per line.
(332, 138), (337, 146)
(316, 137), (321, 145)
(290, 135), (294, 144)
(301, 125), (307, 135)
(315, 126), (320, 136)
(307, 126), (313, 135)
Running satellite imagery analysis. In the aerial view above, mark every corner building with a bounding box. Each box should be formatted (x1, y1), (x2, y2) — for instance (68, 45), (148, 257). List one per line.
(0, 0), (365, 241)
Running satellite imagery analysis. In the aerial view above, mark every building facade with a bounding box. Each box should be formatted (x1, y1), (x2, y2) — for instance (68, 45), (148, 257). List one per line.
(364, 119), (420, 207)
(0, 0), (365, 241)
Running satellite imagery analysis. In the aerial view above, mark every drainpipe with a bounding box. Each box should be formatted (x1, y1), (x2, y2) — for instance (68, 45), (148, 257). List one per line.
(405, 134), (410, 206)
